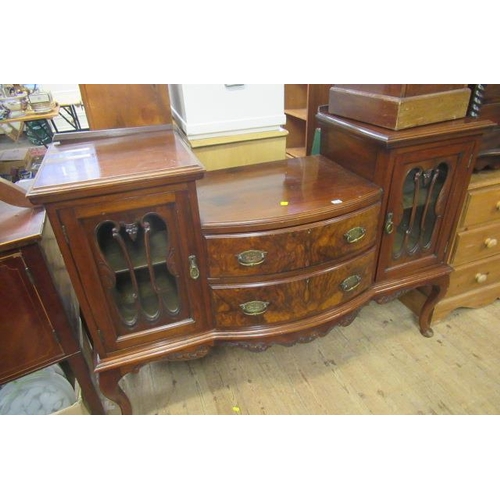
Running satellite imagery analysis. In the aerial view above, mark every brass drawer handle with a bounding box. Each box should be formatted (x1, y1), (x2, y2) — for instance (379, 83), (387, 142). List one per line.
(339, 274), (362, 293)
(496, 201), (500, 211)
(344, 226), (367, 244)
(484, 238), (498, 249)
(237, 249), (267, 267)
(240, 300), (270, 316)
(475, 273), (488, 284)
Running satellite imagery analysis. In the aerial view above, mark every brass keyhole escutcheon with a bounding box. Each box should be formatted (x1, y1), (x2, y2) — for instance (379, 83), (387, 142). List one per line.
(188, 255), (200, 280)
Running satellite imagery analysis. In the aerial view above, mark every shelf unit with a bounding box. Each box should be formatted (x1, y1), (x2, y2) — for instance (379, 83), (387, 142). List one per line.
(284, 84), (331, 157)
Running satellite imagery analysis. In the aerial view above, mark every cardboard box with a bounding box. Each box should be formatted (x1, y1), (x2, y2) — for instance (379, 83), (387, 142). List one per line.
(52, 382), (90, 415)
(0, 148), (28, 181)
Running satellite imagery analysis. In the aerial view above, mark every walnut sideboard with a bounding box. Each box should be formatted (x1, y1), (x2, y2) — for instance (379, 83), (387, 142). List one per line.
(27, 122), (492, 414)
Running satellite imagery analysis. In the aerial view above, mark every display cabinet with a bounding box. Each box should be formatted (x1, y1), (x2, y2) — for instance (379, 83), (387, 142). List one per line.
(28, 125), (212, 414)
(317, 108), (494, 331)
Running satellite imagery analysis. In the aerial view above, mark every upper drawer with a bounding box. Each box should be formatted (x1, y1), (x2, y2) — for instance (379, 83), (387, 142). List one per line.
(204, 203), (380, 278)
(461, 184), (500, 228)
(451, 222), (500, 265)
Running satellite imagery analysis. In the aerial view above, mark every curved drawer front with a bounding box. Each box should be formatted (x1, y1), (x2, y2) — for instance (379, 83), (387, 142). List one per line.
(452, 222), (500, 266)
(205, 203), (379, 278)
(211, 249), (376, 328)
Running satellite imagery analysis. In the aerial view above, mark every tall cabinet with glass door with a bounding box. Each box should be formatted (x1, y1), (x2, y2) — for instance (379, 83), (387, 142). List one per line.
(317, 109), (493, 334)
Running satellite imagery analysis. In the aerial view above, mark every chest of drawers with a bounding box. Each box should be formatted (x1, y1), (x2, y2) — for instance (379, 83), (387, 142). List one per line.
(403, 168), (500, 321)
(198, 155), (382, 343)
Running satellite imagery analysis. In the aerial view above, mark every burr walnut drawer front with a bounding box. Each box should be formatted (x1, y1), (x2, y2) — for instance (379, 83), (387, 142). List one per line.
(210, 248), (375, 328)
(451, 222), (500, 266)
(447, 253), (500, 297)
(460, 184), (500, 227)
(204, 203), (379, 278)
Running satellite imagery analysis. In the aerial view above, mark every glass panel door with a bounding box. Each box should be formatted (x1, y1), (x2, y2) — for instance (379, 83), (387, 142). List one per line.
(392, 162), (449, 260)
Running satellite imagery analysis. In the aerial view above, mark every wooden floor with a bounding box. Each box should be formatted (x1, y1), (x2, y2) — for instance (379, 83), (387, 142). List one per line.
(106, 299), (500, 415)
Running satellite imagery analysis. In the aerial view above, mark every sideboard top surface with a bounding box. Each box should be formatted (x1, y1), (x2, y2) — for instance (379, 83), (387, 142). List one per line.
(27, 127), (204, 204)
(0, 203), (45, 252)
(197, 155), (382, 232)
(317, 107), (495, 147)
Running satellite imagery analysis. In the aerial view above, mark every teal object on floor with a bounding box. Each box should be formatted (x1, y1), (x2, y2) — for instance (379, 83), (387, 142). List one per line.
(311, 127), (321, 155)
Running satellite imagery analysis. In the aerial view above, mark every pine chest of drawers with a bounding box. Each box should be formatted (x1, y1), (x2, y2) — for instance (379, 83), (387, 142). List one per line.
(404, 168), (500, 321)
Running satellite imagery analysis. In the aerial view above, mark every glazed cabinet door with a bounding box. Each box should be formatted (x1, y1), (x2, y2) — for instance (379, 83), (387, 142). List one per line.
(378, 141), (475, 280)
(57, 188), (208, 352)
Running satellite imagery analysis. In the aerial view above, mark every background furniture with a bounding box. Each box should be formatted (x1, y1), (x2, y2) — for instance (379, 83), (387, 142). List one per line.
(401, 84), (500, 322)
(468, 84), (500, 171)
(0, 104), (60, 143)
(401, 168), (500, 321)
(79, 84), (172, 130)
(0, 200), (104, 414)
(284, 84), (331, 157)
(169, 84), (288, 170)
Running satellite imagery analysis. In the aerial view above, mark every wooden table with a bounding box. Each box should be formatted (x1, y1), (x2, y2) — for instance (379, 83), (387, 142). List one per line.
(0, 104), (60, 142)
(0, 196), (105, 414)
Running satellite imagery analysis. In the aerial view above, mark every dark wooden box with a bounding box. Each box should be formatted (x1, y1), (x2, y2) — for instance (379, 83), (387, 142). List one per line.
(328, 84), (471, 130)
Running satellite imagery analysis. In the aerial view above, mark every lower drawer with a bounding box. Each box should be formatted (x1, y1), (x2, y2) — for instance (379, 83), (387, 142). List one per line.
(451, 222), (500, 266)
(211, 248), (375, 328)
(447, 253), (500, 298)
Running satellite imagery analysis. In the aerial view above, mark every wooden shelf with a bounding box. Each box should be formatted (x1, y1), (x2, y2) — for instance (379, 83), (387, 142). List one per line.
(286, 147), (306, 158)
(284, 84), (331, 157)
(284, 108), (307, 121)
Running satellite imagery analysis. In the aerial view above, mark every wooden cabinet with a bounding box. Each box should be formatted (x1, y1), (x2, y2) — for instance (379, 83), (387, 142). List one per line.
(284, 84), (331, 157)
(27, 116), (491, 414)
(79, 84), (172, 130)
(28, 125), (211, 414)
(317, 109), (494, 332)
(0, 202), (104, 414)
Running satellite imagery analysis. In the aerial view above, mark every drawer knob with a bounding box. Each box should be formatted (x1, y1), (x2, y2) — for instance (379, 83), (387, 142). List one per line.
(496, 201), (500, 211)
(484, 238), (498, 249)
(344, 226), (367, 244)
(339, 274), (362, 293)
(240, 300), (270, 316)
(237, 249), (267, 267)
(475, 273), (488, 284)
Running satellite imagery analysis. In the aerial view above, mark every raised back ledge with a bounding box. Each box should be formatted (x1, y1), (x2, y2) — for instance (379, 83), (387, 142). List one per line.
(197, 155), (382, 234)
(316, 106), (496, 148)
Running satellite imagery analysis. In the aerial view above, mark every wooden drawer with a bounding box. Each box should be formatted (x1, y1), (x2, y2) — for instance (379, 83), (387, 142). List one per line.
(211, 248), (375, 328)
(447, 253), (500, 298)
(205, 203), (379, 278)
(451, 222), (500, 265)
(460, 184), (500, 227)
